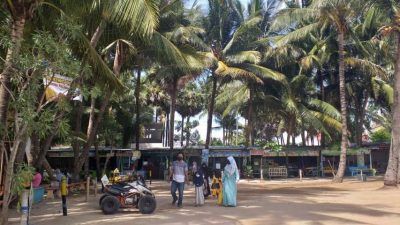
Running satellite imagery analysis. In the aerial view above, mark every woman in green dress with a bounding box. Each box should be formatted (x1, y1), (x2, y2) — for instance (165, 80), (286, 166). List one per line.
(222, 156), (239, 207)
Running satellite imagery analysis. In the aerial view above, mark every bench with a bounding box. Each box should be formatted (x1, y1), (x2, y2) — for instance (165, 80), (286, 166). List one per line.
(268, 166), (288, 179)
(67, 182), (86, 192)
(349, 166), (375, 176)
(323, 167), (336, 176)
(45, 187), (59, 199)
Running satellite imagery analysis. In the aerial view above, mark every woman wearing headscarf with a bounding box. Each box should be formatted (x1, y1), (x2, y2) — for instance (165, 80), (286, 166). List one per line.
(201, 163), (211, 197)
(222, 156), (239, 207)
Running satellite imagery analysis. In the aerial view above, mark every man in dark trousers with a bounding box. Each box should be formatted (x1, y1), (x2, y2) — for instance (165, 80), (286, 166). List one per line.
(170, 152), (188, 208)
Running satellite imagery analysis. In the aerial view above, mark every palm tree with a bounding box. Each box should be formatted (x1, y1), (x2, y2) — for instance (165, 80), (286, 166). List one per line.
(371, 0), (400, 186)
(272, 0), (369, 182)
(145, 1), (207, 151)
(210, 1), (288, 146)
(176, 82), (205, 146)
(204, 0), (244, 149)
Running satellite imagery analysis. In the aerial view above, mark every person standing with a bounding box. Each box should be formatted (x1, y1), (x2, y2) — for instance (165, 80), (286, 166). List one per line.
(170, 152), (188, 208)
(222, 156), (239, 207)
(193, 166), (205, 206)
(201, 163), (211, 197)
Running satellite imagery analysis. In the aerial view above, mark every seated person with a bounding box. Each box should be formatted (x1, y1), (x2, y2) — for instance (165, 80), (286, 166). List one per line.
(32, 171), (43, 188)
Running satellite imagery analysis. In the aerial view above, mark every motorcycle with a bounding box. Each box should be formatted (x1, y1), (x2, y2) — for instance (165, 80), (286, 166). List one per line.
(99, 175), (156, 215)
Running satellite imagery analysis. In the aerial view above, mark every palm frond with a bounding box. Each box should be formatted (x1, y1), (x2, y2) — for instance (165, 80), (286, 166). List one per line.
(110, 0), (159, 38)
(309, 110), (342, 132)
(270, 8), (318, 32)
(275, 22), (320, 47)
(166, 26), (210, 51)
(345, 57), (389, 80)
(300, 54), (321, 71)
(308, 99), (341, 121)
(372, 77), (394, 105)
(222, 16), (263, 54)
(225, 51), (261, 64)
(215, 61), (263, 83)
(240, 63), (287, 85)
(148, 31), (199, 72)
(58, 18), (124, 91)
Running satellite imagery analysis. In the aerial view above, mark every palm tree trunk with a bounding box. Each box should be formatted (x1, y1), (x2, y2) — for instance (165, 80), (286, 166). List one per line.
(72, 100), (84, 181)
(135, 68), (141, 151)
(0, 16), (26, 130)
(247, 87), (254, 146)
(286, 133), (290, 146)
(185, 117), (190, 147)
(333, 30), (348, 183)
(223, 126), (226, 145)
(165, 112), (169, 147)
(292, 134), (296, 146)
(205, 74), (217, 149)
(169, 78), (178, 151)
(95, 137), (100, 180)
(319, 70), (326, 147)
(180, 116), (185, 147)
(384, 33), (400, 186)
(74, 40), (123, 179)
(301, 130), (306, 147)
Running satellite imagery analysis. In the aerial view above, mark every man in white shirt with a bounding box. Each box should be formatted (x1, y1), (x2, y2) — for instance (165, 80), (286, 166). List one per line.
(170, 153), (188, 207)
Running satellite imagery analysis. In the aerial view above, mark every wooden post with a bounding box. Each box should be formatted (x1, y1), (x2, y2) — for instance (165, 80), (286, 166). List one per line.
(93, 179), (97, 197)
(86, 177), (90, 202)
(20, 188), (30, 225)
(260, 156), (263, 181)
(61, 176), (68, 216)
(0, 149), (3, 187)
(369, 153), (373, 169)
(299, 169), (303, 181)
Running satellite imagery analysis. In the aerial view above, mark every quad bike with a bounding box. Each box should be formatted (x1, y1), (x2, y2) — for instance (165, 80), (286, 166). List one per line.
(99, 176), (156, 215)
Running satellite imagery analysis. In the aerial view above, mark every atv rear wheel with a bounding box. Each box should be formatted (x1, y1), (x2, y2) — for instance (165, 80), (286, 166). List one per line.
(138, 195), (156, 214)
(99, 194), (109, 206)
(101, 195), (120, 215)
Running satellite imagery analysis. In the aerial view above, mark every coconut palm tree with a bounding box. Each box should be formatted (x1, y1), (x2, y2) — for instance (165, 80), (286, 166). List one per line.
(145, 1), (207, 151)
(206, 0), (287, 146)
(176, 82), (205, 147)
(272, 0), (370, 182)
(203, 0), (244, 149)
(369, 0), (400, 186)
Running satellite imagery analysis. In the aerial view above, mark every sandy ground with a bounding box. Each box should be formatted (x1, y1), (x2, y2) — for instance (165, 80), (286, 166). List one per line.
(8, 176), (400, 225)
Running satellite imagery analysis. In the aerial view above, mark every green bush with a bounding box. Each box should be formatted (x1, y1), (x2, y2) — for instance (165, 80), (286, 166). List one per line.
(371, 128), (391, 143)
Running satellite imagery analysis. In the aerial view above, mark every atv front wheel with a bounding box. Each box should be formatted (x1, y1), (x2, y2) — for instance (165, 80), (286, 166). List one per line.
(101, 195), (120, 215)
(138, 195), (156, 214)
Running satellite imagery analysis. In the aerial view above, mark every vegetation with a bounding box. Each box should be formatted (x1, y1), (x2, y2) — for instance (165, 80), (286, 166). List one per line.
(1, 0), (400, 223)
(371, 127), (391, 143)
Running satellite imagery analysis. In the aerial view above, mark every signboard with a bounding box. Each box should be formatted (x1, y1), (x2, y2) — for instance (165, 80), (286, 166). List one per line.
(115, 151), (133, 157)
(201, 149), (209, 164)
(209, 150), (250, 158)
(43, 74), (82, 101)
(131, 150), (141, 160)
(250, 150), (320, 157)
(47, 152), (74, 158)
(250, 150), (264, 156)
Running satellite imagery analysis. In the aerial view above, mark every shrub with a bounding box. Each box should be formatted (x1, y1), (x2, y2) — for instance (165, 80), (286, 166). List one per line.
(371, 128), (391, 143)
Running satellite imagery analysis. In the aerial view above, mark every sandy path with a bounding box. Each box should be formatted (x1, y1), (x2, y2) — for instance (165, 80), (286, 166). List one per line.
(8, 177), (400, 225)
